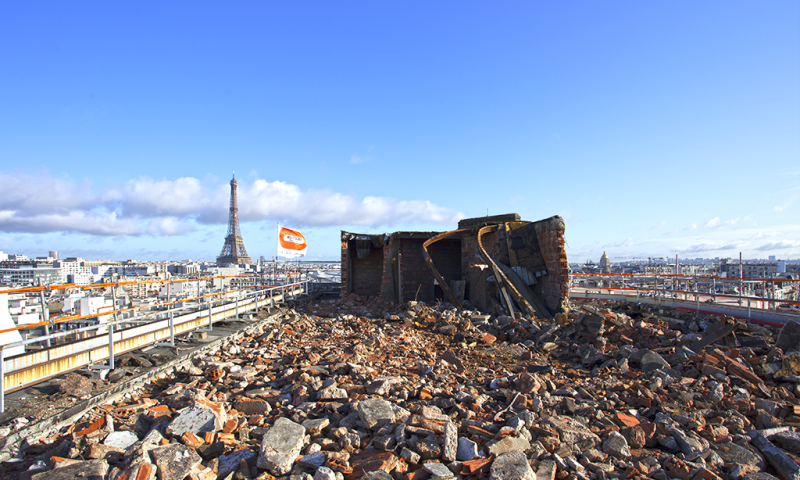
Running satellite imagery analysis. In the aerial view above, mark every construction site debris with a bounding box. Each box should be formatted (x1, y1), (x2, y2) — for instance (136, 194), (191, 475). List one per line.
(3, 295), (800, 480)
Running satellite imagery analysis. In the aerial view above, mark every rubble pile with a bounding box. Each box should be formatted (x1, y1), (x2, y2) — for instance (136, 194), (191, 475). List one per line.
(6, 296), (800, 480)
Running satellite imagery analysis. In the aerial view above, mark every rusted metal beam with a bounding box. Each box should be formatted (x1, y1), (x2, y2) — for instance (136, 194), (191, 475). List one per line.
(476, 225), (545, 318)
(421, 229), (471, 310)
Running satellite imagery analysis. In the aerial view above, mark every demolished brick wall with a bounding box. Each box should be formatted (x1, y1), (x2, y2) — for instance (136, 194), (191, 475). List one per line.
(342, 214), (569, 315)
(400, 239), (434, 303)
(531, 216), (569, 314)
(352, 246), (383, 297)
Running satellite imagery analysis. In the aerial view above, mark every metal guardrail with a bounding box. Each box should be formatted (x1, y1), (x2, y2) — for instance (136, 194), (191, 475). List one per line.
(570, 272), (799, 310)
(0, 281), (309, 413)
(570, 289), (800, 326)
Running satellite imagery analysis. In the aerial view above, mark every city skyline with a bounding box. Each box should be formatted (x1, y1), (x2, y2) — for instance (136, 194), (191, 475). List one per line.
(1, 2), (798, 261)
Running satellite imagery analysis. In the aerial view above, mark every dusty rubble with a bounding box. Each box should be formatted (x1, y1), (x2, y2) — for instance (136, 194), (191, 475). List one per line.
(4, 294), (800, 480)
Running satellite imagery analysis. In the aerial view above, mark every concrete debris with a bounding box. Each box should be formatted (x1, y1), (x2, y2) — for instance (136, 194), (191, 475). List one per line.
(6, 297), (800, 480)
(58, 372), (94, 398)
(102, 431), (139, 451)
(257, 417), (306, 475)
(489, 452), (535, 480)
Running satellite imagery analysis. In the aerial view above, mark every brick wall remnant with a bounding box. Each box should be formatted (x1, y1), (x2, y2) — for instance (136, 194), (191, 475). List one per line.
(341, 213), (568, 315)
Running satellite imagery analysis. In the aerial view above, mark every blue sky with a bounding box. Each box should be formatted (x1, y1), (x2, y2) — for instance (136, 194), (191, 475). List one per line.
(1, 1), (798, 262)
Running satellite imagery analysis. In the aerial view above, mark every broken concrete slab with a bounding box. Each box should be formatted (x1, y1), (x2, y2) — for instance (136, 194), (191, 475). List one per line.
(489, 451), (536, 480)
(149, 443), (202, 480)
(164, 406), (219, 437)
(31, 459), (108, 480)
(102, 431), (139, 451)
(256, 417), (306, 475)
(357, 398), (396, 430)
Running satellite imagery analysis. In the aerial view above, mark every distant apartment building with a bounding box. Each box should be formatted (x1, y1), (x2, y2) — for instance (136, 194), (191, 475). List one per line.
(168, 263), (200, 276)
(54, 258), (94, 284)
(719, 260), (786, 278)
(643, 265), (675, 275)
(642, 264), (707, 275)
(158, 281), (193, 298)
(91, 264), (154, 278)
(0, 266), (61, 286)
(119, 275), (161, 298)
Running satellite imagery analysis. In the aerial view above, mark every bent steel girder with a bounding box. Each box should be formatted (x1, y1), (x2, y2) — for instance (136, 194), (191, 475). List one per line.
(421, 228), (471, 310)
(476, 225), (540, 318)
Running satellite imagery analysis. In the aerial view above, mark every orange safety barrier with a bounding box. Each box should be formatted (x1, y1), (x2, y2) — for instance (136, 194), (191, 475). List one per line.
(0, 271), (305, 295)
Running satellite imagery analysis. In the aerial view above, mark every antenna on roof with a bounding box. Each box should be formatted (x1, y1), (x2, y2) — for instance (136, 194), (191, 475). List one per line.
(233, 169), (235, 179)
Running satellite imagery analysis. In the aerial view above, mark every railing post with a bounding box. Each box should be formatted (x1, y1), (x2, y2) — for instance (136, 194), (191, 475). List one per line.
(0, 347), (5, 413)
(696, 292), (700, 314)
(38, 285), (51, 347)
(157, 282), (175, 347)
(270, 289), (275, 308)
(235, 296), (239, 319)
(108, 323), (115, 370)
(167, 283), (172, 323)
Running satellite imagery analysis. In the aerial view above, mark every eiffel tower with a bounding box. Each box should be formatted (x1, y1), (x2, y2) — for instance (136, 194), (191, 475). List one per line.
(216, 171), (253, 265)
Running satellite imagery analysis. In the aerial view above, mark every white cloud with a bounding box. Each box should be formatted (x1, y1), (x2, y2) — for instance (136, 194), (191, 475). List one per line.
(0, 210), (141, 236)
(350, 155), (365, 164)
(652, 220), (667, 230)
(603, 238), (634, 248)
(0, 172), (463, 236)
(239, 180), (463, 227)
(753, 231), (779, 239)
(671, 241), (748, 253)
(122, 176), (210, 217)
(145, 217), (197, 236)
(755, 240), (800, 251)
(774, 205), (786, 212)
(705, 216), (740, 229)
(0, 172), (96, 215)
